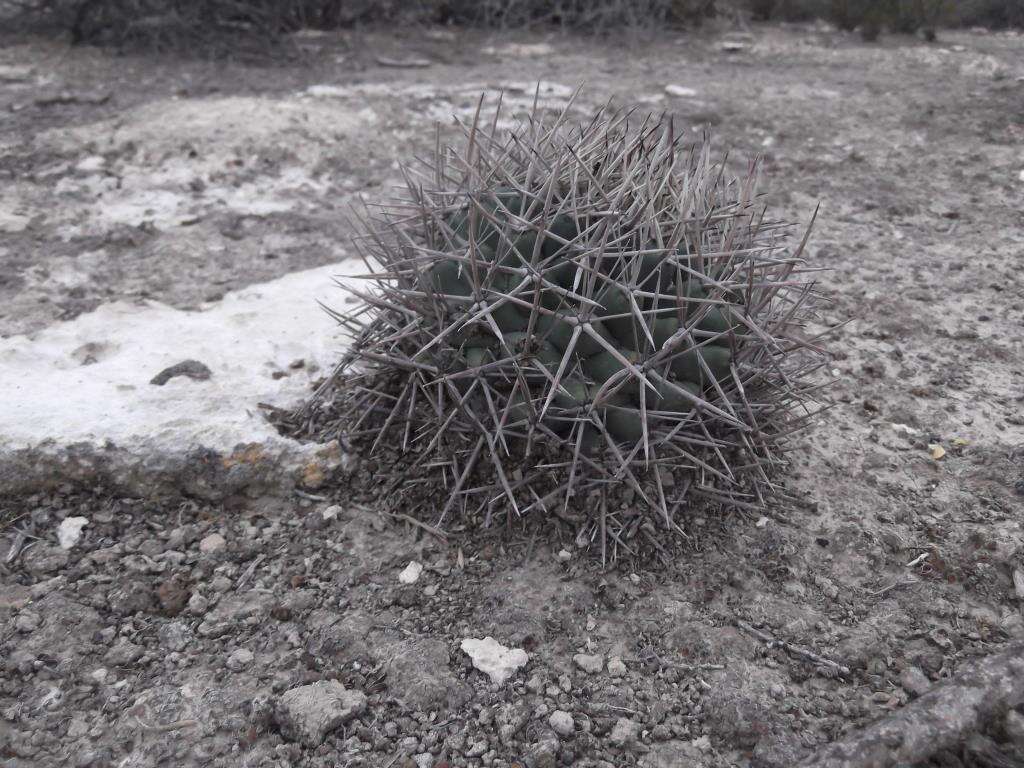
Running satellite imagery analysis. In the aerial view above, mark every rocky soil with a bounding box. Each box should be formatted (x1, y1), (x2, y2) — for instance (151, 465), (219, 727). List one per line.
(2, 18), (1024, 768)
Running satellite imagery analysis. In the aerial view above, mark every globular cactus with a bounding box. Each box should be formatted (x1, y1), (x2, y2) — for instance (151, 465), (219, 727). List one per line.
(309, 95), (828, 560)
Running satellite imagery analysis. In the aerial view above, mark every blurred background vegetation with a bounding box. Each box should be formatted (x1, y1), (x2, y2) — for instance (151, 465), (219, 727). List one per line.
(2, 0), (1021, 54)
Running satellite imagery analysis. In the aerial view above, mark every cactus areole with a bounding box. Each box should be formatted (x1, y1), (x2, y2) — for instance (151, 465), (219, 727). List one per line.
(304, 95), (829, 560)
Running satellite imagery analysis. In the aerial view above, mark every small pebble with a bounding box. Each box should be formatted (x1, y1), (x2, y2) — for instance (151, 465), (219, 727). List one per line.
(226, 648), (254, 672)
(609, 717), (640, 747)
(548, 710), (574, 737)
(187, 593), (209, 614)
(199, 533), (226, 554)
(15, 612), (40, 633)
(573, 653), (603, 675)
(398, 561), (423, 584)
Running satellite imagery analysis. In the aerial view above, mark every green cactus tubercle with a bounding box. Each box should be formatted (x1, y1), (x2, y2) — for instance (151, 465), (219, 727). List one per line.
(426, 190), (741, 448)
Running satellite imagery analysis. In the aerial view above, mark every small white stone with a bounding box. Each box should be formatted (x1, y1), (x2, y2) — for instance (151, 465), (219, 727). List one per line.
(75, 156), (105, 173)
(199, 533), (226, 554)
(321, 504), (342, 521)
(891, 422), (919, 436)
(548, 710), (574, 737)
(398, 561), (423, 584)
(607, 656), (627, 678)
(57, 517), (89, 550)
(573, 653), (604, 674)
(664, 84), (698, 98)
(90, 668), (108, 684)
(556, 549), (572, 562)
(460, 637), (529, 686)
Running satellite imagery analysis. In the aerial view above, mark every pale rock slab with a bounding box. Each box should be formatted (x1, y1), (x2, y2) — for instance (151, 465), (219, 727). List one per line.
(460, 637), (529, 686)
(275, 681), (367, 747)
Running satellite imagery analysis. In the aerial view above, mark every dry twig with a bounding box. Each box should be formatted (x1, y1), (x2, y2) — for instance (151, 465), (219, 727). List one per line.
(736, 619), (851, 677)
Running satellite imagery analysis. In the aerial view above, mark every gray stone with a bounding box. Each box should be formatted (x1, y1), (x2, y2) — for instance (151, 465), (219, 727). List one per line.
(22, 545), (69, 575)
(158, 621), (193, 652)
(6, 649), (35, 674)
(523, 731), (560, 768)
(199, 533), (226, 554)
(610, 717), (640, 748)
(607, 656), (627, 678)
(384, 638), (471, 711)
(496, 702), (530, 746)
(150, 359), (212, 386)
(29, 576), (66, 600)
(1004, 709), (1024, 748)
(548, 710), (574, 737)
(187, 593), (209, 614)
(197, 619), (230, 638)
(899, 666), (931, 698)
(573, 653), (603, 674)
(108, 582), (154, 616)
(226, 648), (254, 672)
(105, 640), (144, 666)
(275, 681), (367, 747)
(15, 611), (40, 633)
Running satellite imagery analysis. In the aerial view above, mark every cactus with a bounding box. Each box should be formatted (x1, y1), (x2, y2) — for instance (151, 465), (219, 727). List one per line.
(306, 95), (829, 560)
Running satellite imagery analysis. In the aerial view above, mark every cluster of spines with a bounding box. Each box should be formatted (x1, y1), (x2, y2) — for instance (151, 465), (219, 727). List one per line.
(308, 95), (827, 559)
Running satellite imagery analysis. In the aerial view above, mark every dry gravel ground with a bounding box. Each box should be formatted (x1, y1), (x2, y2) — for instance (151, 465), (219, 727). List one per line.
(2, 20), (1024, 768)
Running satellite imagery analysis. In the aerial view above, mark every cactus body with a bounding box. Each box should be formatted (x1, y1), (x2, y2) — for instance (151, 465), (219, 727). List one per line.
(310, 97), (828, 559)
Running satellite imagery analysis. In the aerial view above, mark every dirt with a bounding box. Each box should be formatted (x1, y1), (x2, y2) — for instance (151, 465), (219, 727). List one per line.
(1, 19), (1024, 768)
